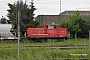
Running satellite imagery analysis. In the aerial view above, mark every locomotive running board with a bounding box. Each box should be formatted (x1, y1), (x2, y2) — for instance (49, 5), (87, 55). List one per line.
(31, 34), (48, 35)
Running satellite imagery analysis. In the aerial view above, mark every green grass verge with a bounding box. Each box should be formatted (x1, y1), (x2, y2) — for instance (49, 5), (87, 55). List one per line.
(0, 48), (90, 60)
(0, 38), (89, 60)
(0, 38), (89, 48)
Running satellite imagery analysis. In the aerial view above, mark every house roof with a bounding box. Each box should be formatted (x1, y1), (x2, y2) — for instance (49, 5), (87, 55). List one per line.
(60, 10), (90, 15)
(35, 10), (90, 19)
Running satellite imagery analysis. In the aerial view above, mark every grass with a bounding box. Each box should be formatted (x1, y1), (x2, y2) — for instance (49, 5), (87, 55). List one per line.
(0, 38), (89, 60)
(0, 38), (89, 48)
(0, 48), (90, 60)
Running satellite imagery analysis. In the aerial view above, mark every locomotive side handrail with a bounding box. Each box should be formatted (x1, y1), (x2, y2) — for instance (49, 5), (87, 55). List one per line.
(31, 34), (48, 35)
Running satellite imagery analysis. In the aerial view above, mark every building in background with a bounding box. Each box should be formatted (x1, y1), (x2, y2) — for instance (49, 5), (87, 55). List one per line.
(35, 10), (90, 25)
(35, 15), (59, 25)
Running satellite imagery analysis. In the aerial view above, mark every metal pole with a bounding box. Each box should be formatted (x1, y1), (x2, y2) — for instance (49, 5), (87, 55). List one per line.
(60, 0), (61, 24)
(31, 0), (33, 3)
(60, 0), (61, 14)
(18, 10), (20, 60)
(31, 0), (33, 20)
(88, 10), (90, 57)
(18, 0), (21, 59)
(89, 31), (90, 49)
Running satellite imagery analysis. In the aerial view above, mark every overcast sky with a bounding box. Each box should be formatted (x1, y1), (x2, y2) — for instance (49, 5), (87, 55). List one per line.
(0, 0), (90, 19)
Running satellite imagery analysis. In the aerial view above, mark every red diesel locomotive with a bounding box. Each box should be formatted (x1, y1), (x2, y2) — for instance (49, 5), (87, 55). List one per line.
(27, 22), (68, 41)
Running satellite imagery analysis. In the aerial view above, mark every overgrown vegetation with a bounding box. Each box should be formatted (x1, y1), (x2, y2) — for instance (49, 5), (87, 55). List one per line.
(7, 0), (40, 36)
(61, 10), (90, 38)
(0, 49), (89, 60)
(0, 38), (89, 47)
(0, 38), (89, 60)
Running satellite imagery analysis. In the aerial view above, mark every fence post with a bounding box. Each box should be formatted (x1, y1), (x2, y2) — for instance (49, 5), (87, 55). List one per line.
(89, 31), (90, 49)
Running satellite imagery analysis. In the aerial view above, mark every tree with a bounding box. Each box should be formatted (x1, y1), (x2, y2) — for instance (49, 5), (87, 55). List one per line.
(68, 11), (82, 38)
(7, 3), (16, 25)
(61, 21), (68, 28)
(82, 16), (90, 38)
(7, 0), (39, 36)
(61, 11), (88, 38)
(0, 16), (8, 24)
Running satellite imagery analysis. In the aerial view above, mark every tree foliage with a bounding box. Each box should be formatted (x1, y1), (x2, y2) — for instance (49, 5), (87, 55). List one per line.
(61, 11), (90, 38)
(0, 16), (8, 24)
(7, 0), (40, 36)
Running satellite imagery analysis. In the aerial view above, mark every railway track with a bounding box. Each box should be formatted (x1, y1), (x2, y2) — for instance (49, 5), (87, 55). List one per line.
(24, 58), (89, 60)
(0, 44), (89, 49)
(24, 44), (89, 47)
(0, 45), (89, 59)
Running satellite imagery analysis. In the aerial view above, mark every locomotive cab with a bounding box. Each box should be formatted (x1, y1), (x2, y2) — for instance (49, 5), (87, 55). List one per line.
(48, 24), (56, 29)
(44, 22), (60, 29)
(43, 22), (68, 39)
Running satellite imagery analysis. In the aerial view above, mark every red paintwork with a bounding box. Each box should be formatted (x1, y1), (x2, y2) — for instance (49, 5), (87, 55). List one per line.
(27, 22), (68, 39)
